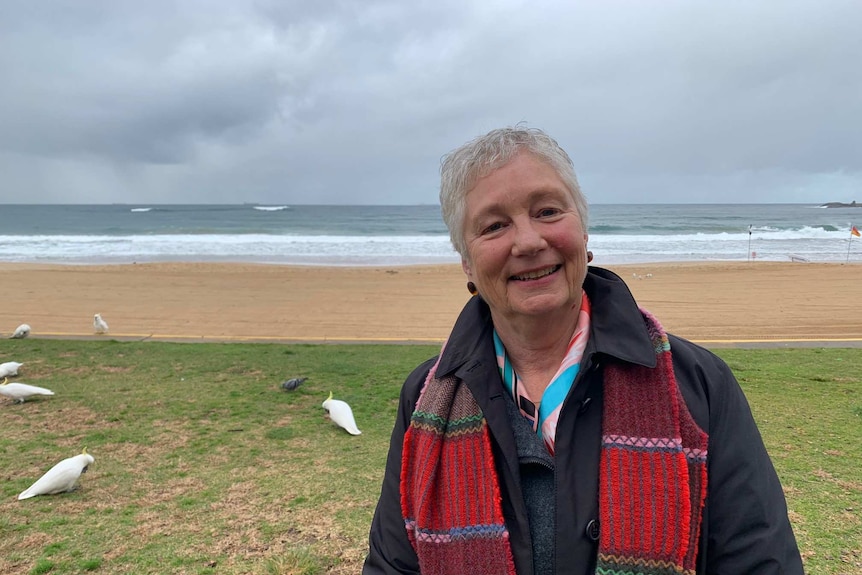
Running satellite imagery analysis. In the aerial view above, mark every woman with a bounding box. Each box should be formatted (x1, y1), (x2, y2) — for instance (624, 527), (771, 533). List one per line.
(364, 127), (803, 574)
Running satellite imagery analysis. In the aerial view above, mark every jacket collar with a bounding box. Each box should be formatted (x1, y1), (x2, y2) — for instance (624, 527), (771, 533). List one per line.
(582, 266), (657, 368)
(435, 265), (657, 378)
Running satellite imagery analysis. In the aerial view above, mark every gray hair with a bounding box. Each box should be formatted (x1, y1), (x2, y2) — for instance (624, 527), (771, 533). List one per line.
(439, 126), (588, 257)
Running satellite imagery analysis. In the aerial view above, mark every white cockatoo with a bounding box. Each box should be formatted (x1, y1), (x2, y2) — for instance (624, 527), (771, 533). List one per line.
(93, 313), (109, 334)
(0, 377), (55, 403)
(322, 391), (362, 435)
(18, 448), (95, 500)
(10, 323), (31, 339)
(0, 361), (23, 378)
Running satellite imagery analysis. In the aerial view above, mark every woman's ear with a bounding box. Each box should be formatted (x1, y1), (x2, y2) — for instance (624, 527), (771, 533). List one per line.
(461, 258), (472, 279)
(462, 259), (478, 295)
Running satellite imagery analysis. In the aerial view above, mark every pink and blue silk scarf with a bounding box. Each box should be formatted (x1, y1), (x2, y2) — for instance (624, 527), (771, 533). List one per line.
(493, 292), (592, 454)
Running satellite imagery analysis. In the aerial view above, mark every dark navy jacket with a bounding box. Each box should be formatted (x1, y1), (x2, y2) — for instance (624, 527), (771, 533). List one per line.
(364, 267), (803, 574)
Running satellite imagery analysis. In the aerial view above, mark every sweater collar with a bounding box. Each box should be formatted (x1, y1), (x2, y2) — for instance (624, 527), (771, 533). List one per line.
(436, 265), (657, 378)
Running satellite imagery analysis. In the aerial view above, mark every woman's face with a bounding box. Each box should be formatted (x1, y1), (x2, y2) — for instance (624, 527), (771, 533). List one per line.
(461, 152), (588, 324)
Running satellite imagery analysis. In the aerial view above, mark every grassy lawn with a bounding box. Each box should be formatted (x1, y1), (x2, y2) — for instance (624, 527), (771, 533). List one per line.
(1, 340), (860, 574)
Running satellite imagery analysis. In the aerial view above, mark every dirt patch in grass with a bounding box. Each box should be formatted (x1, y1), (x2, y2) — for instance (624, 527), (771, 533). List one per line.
(224, 366), (267, 377)
(0, 409), (34, 427)
(97, 365), (136, 374)
(283, 503), (364, 574)
(142, 475), (209, 506)
(787, 509), (806, 526)
(813, 469), (862, 492)
(54, 365), (96, 377)
(101, 428), (194, 468)
(14, 532), (53, 552)
(184, 477), (368, 573)
(273, 414), (295, 426)
(3, 404), (118, 445)
(131, 509), (190, 539)
(59, 405), (122, 432)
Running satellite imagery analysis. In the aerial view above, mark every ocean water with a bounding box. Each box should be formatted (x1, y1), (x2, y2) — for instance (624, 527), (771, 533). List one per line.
(0, 203), (860, 266)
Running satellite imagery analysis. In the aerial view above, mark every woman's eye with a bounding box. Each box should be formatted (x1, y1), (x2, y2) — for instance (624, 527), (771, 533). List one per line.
(482, 221), (505, 234)
(537, 207), (560, 218)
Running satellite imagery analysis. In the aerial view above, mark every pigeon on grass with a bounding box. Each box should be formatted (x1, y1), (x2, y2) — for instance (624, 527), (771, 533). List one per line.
(281, 377), (307, 391)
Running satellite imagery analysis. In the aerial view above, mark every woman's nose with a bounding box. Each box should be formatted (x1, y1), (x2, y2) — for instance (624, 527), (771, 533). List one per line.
(511, 220), (547, 256)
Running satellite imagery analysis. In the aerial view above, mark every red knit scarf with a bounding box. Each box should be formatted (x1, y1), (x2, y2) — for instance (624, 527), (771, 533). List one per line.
(400, 310), (708, 574)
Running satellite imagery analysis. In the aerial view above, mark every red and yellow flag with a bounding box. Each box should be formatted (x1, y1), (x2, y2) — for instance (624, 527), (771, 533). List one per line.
(852, 225), (861, 238)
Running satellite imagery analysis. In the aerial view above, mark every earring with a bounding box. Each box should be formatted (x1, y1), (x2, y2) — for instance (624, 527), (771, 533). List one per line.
(587, 250), (593, 263)
(467, 281), (478, 295)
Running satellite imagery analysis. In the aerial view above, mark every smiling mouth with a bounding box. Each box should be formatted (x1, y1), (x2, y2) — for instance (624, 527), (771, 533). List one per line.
(511, 265), (561, 281)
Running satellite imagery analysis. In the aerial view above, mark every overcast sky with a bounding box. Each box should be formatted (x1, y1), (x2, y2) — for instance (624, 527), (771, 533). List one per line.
(1, 1), (860, 205)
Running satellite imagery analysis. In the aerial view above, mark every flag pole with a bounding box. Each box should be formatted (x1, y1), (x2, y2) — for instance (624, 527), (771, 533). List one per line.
(748, 225), (752, 262)
(849, 228), (854, 264)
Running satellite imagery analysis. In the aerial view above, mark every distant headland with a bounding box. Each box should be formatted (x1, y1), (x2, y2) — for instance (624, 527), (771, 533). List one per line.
(819, 201), (860, 208)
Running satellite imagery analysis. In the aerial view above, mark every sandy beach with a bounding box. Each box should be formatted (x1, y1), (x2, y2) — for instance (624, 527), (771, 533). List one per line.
(1, 261), (860, 345)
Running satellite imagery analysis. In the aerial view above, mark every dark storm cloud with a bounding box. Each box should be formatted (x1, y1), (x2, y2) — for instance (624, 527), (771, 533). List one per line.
(0, 0), (860, 204)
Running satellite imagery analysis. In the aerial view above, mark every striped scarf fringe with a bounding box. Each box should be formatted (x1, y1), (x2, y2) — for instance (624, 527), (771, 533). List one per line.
(597, 310), (708, 574)
(401, 364), (517, 575)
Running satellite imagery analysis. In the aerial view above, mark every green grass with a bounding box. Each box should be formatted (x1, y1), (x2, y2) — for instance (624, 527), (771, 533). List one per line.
(1, 340), (860, 574)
